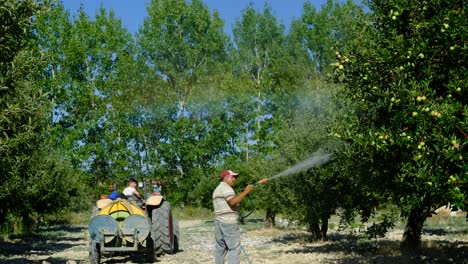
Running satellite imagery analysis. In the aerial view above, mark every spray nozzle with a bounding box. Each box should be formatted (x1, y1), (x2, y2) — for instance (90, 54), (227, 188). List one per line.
(253, 178), (269, 186)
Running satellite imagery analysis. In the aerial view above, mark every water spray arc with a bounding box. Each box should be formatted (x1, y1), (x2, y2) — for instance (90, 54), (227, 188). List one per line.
(240, 150), (333, 221)
(252, 150), (333, 187)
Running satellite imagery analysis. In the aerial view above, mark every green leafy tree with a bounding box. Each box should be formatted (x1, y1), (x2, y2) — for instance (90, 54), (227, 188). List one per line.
(332, 0), (467, 250)
(294, 0), (367, 73)
(1, 0), (80, 232)
(262, 80), (354, 241)
(232, 3), (287, 160)
(138, 0), (228, 115)
(35, 3), (137, 189)
(230, 3), (306, 225)
(1, 0), (43, 229)
(137, 0), (233, 204)
(231, 1), (367, 233)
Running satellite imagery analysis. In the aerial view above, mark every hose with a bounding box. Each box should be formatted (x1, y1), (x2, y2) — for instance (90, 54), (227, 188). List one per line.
(240, 244), (252, 264)
(239, 178), (268, 222)
(240, 194), (255, 223)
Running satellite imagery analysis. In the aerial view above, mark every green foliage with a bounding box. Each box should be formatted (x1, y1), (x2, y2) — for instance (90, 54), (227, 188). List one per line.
(260, 80), (353, 240)
(364, 213), (398, 239)
(0, 0), (37, 93)
(4, 1), (419, 245)
(134, 0), (236, 204)
(293, 0), (368, 73)
(233, 2), (286, 85)
(35, 2), (137, 189)
(1, 0), (45, 227)
(0, 0), (84, 234)
(138, 0), (228, 112)
(332, 0), (467, 246)
(232, 3), (289, 158)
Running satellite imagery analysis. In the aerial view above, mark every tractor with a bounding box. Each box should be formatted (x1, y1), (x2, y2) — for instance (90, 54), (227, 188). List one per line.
(88, 180), (179, 263)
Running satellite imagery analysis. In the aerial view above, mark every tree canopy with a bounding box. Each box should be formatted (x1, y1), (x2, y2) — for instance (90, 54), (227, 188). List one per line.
(332, 0), (467, 249)
(1, 0), (466, 251)
(0, 0), (81, 231)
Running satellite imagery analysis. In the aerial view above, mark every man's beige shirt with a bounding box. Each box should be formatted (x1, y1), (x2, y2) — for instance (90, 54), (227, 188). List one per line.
(213, 181), (239, 224)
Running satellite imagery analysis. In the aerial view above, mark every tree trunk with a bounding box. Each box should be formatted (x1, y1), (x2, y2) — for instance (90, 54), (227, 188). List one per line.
(257, 89), (261, 130)
(265, 208), (276, 228)
(308, 214), (331, 241)
(245, 126), (249, 162)
(320, 216), (329, 241)
(309, 223), (321, 242)
(21, 212), (33, 233)
(401, 207), (427, 252)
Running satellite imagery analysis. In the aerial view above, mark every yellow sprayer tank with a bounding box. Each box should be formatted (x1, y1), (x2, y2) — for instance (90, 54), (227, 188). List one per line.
(89, 185), (179, 264)
(88, 199), (152, 264)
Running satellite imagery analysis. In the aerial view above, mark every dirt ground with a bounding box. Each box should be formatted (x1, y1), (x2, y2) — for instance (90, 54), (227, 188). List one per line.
(0, 217), (467, 264)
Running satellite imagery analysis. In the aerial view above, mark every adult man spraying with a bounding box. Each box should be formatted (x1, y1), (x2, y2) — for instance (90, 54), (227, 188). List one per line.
(213, 170), (255, 264)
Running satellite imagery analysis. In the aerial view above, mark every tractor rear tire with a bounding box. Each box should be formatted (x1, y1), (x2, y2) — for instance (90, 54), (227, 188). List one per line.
(150, 201), (175, 256)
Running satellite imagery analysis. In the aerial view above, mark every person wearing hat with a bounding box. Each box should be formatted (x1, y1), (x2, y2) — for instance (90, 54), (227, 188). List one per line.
(213, 170), (254, 264)
(123, 178), (144, 202)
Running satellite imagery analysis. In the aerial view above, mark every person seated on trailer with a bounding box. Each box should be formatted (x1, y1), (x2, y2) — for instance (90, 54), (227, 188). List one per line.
(122, 178), (144, 202)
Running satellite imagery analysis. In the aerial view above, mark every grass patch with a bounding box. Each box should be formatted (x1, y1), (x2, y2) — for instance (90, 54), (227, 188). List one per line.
(173, 206), (213, 220)
(42, 211), (91, 226)
(425, 212), (467, 230)
(55, 211), (91, 225)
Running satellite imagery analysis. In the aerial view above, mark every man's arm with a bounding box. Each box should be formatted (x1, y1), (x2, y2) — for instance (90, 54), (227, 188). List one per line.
(227, 185), (254, 206)
(134, 190), (144, 201)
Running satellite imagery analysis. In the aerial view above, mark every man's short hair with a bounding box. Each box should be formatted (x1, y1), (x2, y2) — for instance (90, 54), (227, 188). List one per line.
(129, 178), (137, 184)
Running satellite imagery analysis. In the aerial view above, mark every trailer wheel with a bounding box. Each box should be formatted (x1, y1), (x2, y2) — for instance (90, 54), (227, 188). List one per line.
(89, 240), (100, 264)
(150, 201), (174, 256)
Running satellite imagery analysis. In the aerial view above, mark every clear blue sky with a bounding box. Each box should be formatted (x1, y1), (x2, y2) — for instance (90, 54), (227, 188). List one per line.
(61, 0), (337, 35)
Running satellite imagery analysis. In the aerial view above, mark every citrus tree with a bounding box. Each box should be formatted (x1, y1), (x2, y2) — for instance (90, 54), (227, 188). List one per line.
(332, 0), (467, 250)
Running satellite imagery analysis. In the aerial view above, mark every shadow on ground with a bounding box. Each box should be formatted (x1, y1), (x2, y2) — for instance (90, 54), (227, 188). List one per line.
(0, 226), (87, 256)
(0, 256), (84, 264)
(269, 229), (468, 264)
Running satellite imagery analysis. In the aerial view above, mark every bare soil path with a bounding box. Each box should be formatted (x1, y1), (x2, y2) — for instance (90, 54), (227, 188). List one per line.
(1, 218), (467, 264)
